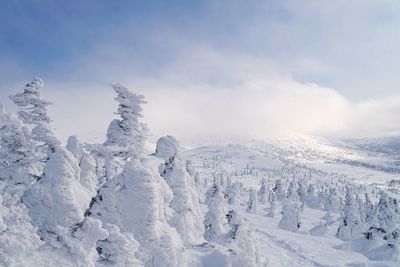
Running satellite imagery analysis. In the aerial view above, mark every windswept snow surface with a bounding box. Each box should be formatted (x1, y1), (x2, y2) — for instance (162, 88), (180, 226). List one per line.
(2, 80), (400, 266)
(182, 135), (400, 266)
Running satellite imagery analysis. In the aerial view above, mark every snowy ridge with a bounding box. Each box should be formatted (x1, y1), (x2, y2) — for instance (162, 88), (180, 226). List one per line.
(0, 78), (400, 266)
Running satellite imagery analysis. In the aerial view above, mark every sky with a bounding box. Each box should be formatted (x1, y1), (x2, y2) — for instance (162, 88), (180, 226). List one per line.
(1, 0), (400, 143)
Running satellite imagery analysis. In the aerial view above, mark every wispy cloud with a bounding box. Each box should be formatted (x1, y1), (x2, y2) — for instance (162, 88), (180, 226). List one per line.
(1, 1), (400, 143)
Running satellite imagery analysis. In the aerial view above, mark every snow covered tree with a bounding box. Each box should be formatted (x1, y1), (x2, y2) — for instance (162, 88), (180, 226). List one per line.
(9, 78), (60, 158)
(226, 210), (261, 267)
(273, 179), (286, 201)
(267, 191), (277, 218)
(104, 83), (148, 159)
(0, 105), (39, 189)
(226, 182), (239, 206)
(23, 146), (92, 240)
(246, 188), (258, 214)
(59, 217), (109, 267)
(324, 187), (341, 213)
(89, 158), (185, 267)
(364, 192), (400, 261)
(96, 223), (147, 266)
(66, 135), (98, 195)
(0, 180), (43, 266)
(258, 178), (269, 205)
(306, 184), (323, 209)
(0, 104), (44, 266)
(204, 182), (228, 242)
(287, 181), (300, 201)
(156, 135), (204, 246)
(336, 186), (363, 241)
(364, 193), (376, 226)
(297, 181), (307, 208)
(185, 159), (201, 187)
(278, 189), (302, 232)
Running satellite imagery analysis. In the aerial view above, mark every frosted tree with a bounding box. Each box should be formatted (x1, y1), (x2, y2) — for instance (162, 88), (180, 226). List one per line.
(23, 146), (92, 241)
(57, 217), (110, 267)
(89, 158), (185, 267)
(306, 184), (323, 209)
(364, 193), (379, 233)
(297, 181), (307, 208)
(364, 192), (400, 261)
(226, 210), (240, 240)
(156, 135), (204, 246)
(204, 183), (228, 242)
(104, 83), (148, 159)
(0, 105), (39, 189)
(336, 186), (363, 241)
(66, 136), (98, 195)
(226, 182), (239, 206)
(375, 192), (399, 238)
(226, 210), (261, 267)
(0, 180), (43, 266)
(186, 159), (201, 187)
(96, 224), (147, 266)
(258, 178), (269, 205)
(278, 190), (302, 232)
(267, 191), (277, 218)
(0, 104), (44, 266)
(9, 78), (60, 158)
(324, 187), (341, 213)
(273, 179), (286, 201)
(287, 181), (299, 200)
(356, 194), (366, 225)
(246, 188), (258, 214)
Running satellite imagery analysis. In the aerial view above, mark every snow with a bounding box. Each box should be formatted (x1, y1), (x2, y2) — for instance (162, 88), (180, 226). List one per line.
(1, 78), (400, 266)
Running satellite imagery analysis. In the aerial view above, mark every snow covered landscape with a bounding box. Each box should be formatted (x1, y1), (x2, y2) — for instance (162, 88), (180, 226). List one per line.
(1, 79), (400, 266)
(2, 1), (400, 266)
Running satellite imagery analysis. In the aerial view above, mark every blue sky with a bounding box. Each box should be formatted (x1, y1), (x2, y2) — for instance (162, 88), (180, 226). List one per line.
(2, 0), (400, 141)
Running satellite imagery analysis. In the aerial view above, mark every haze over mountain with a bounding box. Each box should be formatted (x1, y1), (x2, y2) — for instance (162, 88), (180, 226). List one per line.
(2, 1), (400, 267)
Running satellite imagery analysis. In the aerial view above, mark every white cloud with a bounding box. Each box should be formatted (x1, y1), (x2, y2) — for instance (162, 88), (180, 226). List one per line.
(35, 47), (399, 144)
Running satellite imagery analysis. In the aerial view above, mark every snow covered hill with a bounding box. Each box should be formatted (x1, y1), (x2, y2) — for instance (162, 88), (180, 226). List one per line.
(183, 136), (400, 266)
(1, 78), (400, 266)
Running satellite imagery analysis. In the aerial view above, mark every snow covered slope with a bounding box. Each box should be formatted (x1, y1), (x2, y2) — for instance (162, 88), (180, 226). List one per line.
(2, 79), (400, 266)
(182, 135), (400, 266)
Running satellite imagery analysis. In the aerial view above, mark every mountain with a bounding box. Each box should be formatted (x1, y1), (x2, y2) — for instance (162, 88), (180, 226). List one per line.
(1, 79), (400, 266)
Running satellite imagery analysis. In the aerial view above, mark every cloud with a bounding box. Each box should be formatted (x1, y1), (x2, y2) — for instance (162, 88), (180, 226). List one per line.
(26, 46), (397, 144)
(2, 1), (400, 144)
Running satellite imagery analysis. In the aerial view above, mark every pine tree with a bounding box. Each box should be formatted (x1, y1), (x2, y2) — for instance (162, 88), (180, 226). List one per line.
(278, 190), (302, 232)
(9, 78), (60, 158)
(226, 210), (260, 267)
(0, 180), (43, 266)
(306, 184), (323, 209)
(258, 178), (269, 205)
(66, 135), (98, 195)
(324, 187), (341, 213)
(23, 146), (92, 240)
(336, 186), (363, 241)
(267, 191), (277, 218)
(89, 159), (185, 266)
(273, 179), (286, 201)
(204, 183), (228, 242)
(0, 105), (38, 188)
(297, 181), (307, 209)
(156, 136), (204, 246)
(226, 182), (239, 206)
(246, 188), (258, 214)
(96, 223), (147, 266)
(104, 83), (148, 159)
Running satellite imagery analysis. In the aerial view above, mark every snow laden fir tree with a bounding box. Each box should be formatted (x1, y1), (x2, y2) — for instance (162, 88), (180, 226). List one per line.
(1, 77), (400, 266)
